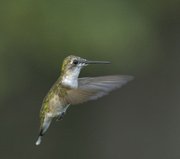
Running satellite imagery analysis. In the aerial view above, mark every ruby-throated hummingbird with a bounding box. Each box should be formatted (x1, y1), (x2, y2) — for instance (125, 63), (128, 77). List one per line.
(35, 55), (133, 145)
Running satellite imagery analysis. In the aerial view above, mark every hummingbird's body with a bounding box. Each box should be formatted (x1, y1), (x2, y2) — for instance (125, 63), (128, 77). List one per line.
(36, 55), (133, 145)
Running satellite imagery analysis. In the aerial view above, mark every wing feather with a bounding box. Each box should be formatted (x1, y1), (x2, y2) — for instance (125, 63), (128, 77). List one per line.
(59, 75), (133, 105)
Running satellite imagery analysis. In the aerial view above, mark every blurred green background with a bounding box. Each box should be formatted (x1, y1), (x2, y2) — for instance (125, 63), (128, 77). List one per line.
(0, 0), (180, 159)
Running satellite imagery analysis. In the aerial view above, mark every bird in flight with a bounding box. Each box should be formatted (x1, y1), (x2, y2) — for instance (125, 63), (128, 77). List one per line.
(36, 55), (133, 145)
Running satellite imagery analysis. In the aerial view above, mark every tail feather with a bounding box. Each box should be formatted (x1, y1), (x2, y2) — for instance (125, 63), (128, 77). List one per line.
(35, 129), (44, 145)
(36, 136), (42, 145)
(35, 116), (53, 145)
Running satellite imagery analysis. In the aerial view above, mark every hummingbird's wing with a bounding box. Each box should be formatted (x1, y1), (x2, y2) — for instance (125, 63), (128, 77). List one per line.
(60, 75), (133, 105)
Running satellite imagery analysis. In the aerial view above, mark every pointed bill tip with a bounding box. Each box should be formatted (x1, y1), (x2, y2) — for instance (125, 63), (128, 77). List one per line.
(85, 60), (111, 64)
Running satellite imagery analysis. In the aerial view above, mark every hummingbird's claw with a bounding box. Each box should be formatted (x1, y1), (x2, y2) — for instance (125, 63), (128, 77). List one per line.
(56, 112), (66, 121)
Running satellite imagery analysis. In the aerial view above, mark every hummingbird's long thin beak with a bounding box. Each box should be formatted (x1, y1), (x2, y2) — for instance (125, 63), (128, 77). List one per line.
(85, 60), (111, 64)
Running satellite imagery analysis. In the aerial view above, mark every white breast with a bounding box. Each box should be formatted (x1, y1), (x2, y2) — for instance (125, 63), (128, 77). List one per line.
(62, 77), (78, 88)
(61, 67), (81, 88)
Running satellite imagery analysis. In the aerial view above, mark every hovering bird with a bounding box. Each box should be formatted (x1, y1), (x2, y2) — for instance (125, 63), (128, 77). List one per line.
(36, 55), (133, 145)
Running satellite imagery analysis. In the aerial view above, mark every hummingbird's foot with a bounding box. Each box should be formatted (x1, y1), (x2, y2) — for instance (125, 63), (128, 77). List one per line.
(56, 112), (66, 121)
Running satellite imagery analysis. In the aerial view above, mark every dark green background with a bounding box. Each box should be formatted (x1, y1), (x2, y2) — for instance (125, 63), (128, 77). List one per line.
(1, 0), (180, 159)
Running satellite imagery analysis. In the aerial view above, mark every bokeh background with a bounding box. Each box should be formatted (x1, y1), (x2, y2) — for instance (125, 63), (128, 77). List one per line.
(1, 0), (180, 159)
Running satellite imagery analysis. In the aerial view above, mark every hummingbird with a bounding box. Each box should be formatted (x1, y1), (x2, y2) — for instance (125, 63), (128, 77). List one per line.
(35, 55), (133, 145)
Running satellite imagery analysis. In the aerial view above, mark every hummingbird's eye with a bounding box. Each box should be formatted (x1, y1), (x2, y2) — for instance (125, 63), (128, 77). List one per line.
(73, 60), (78, 65)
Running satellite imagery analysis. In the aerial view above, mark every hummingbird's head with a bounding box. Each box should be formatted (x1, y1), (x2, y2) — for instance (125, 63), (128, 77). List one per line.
(61, 55), (86, 73)
(61, 55), (111, 73)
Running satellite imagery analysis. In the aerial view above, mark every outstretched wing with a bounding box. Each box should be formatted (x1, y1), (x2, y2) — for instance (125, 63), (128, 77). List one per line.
(59, 75), (133, 106)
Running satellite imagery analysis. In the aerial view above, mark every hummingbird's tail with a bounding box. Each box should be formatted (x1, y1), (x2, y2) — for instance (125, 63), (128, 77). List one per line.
(36, 117), (52, 145)
(35, 129), (44, 145)
(36, 136), (42, 145)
